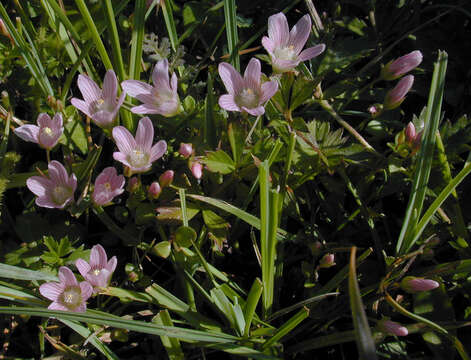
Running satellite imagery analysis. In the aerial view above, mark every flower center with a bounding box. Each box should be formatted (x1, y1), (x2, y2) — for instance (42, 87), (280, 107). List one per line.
(235, 88), (260, 109)
(273, 45), (298, 61)
(152, 88), (175, 105)
(61, 287), (82, 310)
(128, 149), (150, 169)
(92, 98), (113, 113)
(51, 185), (72, 206)
(42, 127), (54, 137)
(92, 268), (101, 276)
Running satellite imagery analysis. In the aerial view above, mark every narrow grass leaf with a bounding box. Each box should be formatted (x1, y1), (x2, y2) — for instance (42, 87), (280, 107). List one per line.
(152, 310), (185, 360)
(223, 0), (240, 71)
(0, 263), (58, 281)
(243, 278), (263, 337)
(162, 0), (178, 51)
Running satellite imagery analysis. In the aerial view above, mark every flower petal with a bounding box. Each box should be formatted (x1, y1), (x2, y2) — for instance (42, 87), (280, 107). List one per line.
(106, 256), (118, 273)
(71, 98), (93, 118)
(36, 113), (52, 128)
(102, 70), (118, 102)
(244, 58), (261, 88)
(149, 140), (167, 162)
(288, 14), (312, 54)
(260, 80), (279, 103)
(77, 74), (101, 103)
(48, 161), (69, 186)
(14, 125), (39, 144)
(121, 80), (153, 98)
(298, 44), (325, 62)
(243, 106), (265, 116)
(80, 281), (93, 301)
(130, 104), (160, 114)
(261, 36), (275, 53)
(39, 282), (63, 301)
(58, 266), (78, 287)
(218, 62), (243, 95)
(26, 176), (50, 197)
(135, 117), (154, 151)
(48, 301), (69, 311)
(152, 59), (171, 92)
(90, 244), (108, 269)
(36, 196), (58, 209)
(112, 126), (136, 155)
(268, 12), (289, 47)
(113, 152), (132, 168)
(75, 258), (91, 278)
(218, 94), (240, 112)
(91, 111), (114, 128)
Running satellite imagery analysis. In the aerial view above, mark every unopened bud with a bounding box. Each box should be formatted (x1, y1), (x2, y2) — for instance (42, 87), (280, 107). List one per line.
(127, 176), (140, 193)
(159, 170), (174, 187)
(368, 104), (383, 118)
(405, 122), (416, 144)
(400, 276), (439, 293)
(381, 50), (423, 81)
(148, 181), (161, 200)
(179, 143), (193, 158)
(377, 319), (408, 336)
(383, 75), (414, 110)
(190, 162), (203, 180)
(319, 253), (335, 268)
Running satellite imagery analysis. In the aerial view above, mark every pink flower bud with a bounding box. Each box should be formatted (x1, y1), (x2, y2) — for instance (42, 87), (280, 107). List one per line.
(368, 104), (383, 118)
(190, 162), (203, 180)
(179, 143), (193, 158)
(319, 253), (335, 268)
(405, 122), (416, 144)
(400, 276), (439, 293)
(381, 50), (423, 81)
(159, 170), (174, 187)
(127, 176), (140, 193)
(383, 75), (414, 110)
(377, 319), (408, 336)
(148, 181), (162, 200)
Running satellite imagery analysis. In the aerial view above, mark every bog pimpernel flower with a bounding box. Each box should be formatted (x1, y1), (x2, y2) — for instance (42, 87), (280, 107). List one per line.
(381, 50), (423, 81)
(14, 113), (63, 150)
(383, 75), (414, 110)
(112, 117), (167, 174)
(92, 167), (125, 206)
(121, 59), (181, 117)
(76, 244), (117, 289)
(71, 70), (125, 128)
(39, 266), (93, 312)
(26, 160), (77, 209)
(218, 58), (278, 116)
(262, 12), (326, 73)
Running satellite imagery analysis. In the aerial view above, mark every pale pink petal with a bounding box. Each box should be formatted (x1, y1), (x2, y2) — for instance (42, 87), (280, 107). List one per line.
(244, 58), (261, 88)
(262, 36), (275, 53)
(130, 104), (160, 114)
(39, 282), (63, 301)
(36, 196), (57, 209)
(48, 161), (69, 186)
(106, 256), (117, 273)
(80, 281), (93, 301)
(149, 140), (167, 162)
(298, 44), (326, 62)
(112, 126), (136, 155)
(288, 14), (312, 54)
(102, 70), (117, 101)
(121, 80), (153, 98)
(51, 113), (63, 131)
(153, 101), (180, 117)
(135, 117), (154, 151)
(113, 152), (132, 168)
(219, 94), (241, 112)
(91, 111), (114, 128)
(77, 74), (101, 103)
(243, 106), (265, 116)
(170, 73), (178, 94)
(48, 302), (69, 311)
(67, 173), (77, 193)
(90, 244), (108, 269)
(74, 304), (87, 313)
(58, 267), (78, 287)
(116, 91), (126, 108)
(152, 59), (171, 92)
(268, 12), (289, 47)
(36, 113), (52, 128)
(272, 58), (299, 73)
(218, 62), (243, 94)
(26, 176), (50, 197)
(71, 98), (93, 118)
(76, 258), (91, 278)
(260, 81), (279, 103)
(14, 125), (39, 144)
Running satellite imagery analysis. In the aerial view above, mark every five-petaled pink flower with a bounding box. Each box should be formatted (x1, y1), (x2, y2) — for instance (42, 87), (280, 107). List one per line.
(26, 160), (77, 209)
(76, 244), (117, 290)
(92, 167), (125, 206)
(14, 113), (63, 150)
(262, 12), (325, 73)
(112, 117), (167, 174)
(218, 58), (278, 116)
(39, 266), (93, 312)
(121, 59), (181, 117)
(71, 69), (125, 128)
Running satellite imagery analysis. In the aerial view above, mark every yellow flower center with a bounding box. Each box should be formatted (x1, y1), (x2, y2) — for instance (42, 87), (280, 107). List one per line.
(61, 287), (82, 310)
(274, 45), (298, 61)
(128, 149), (150, 169)
(51, 186), (72, 206)
(236, 88), (260, 109)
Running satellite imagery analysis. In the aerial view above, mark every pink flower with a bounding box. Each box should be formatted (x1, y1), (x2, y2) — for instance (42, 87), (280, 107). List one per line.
(218, 58), (278, 116)
(121, 59), (181, 117)
(71, 70), (125, 128)
(148, 181), (162, 199)
(400, 276), (439, 293)
(26, 160), (77, 209)
(14, 113), (63, 150)
(319, 253), (336, 268)
(159, 170), (174, 187)
(383, 75), (414, 110)
(262, 12), (325, 73)
(76, 245), (117, 290)
(381, 50), (423, 81)
(39, 266), (93, 312)
(92, 167), (125, 206)
(179, 143), (193, 158)
(190, 162), (203, 179)
(112, 117), (167, 174)
(377, 319), (408, 337)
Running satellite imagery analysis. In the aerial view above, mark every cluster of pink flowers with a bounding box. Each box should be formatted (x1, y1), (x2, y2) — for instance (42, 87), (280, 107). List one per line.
(218, 12), (325, 116)
(39, 245), (116, 312)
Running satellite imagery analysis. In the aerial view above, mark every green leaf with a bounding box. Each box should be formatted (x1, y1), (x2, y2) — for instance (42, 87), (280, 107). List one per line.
(61, 114), (89, 154)
(202, 150), (235, 175)
(0, 263), (57, 282)
(152, 310), (185, 360)
(202, 210), (230, 251)
(228, 122), (245, 164)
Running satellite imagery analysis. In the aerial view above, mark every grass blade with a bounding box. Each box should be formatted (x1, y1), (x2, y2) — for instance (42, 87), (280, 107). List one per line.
(0, 263), (58, 282)
(243, 278), (263, 337)
(152, 310), (185, 360)
(162, 0), (178, 51)
(223, 0), (240, 71)
(348, 247), (377, 360)
(129, 0), (146, 82)
(396, 51), (448, 254)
